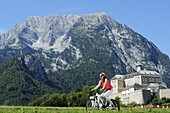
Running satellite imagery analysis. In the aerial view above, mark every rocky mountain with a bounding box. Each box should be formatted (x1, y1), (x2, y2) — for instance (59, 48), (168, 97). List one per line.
(0, 12), (169, 88)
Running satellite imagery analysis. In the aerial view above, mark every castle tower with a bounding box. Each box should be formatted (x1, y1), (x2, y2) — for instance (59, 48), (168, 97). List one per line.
(137, 64), (144, 72)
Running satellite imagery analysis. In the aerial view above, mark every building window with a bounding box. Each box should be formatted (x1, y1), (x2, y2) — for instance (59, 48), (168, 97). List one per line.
(152, 77), (154, 82)
(159, 78), (161, 83)
(145, 78), (147, 83)
(142, 77), (144, 83)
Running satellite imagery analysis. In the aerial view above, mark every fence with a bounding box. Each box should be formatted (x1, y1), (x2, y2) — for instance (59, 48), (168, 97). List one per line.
(135, 105), (170, 108)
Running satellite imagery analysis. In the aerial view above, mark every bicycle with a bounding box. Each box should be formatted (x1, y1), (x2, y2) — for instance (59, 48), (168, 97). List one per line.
(86, 91), (120, 112)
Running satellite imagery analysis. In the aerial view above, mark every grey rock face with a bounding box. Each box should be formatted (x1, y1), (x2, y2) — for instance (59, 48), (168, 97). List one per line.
(18, 54), (48, 83)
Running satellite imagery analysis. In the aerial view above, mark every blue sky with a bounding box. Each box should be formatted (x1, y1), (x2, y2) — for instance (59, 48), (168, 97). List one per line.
(0, 0), (169, 57)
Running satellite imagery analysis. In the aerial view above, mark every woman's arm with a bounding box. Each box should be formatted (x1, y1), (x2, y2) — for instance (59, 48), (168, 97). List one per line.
(91, 80), (101, 91)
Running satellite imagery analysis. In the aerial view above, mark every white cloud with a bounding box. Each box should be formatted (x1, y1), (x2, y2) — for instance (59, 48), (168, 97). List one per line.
(0, 28), (7, 33)
(54, 8), (81, 15)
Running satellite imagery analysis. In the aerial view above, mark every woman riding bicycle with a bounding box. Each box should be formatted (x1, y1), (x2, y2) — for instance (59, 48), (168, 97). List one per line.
(91, 73), (113, 107)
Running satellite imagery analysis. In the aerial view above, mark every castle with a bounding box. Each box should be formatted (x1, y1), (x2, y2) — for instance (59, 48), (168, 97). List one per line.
(110, 65), (170, 105)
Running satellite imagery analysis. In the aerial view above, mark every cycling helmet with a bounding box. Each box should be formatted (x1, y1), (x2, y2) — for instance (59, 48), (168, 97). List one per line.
(101, 73), (107, 77)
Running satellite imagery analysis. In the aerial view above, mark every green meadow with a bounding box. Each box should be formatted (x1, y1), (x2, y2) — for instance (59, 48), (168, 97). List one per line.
(0, 106), (169, 113)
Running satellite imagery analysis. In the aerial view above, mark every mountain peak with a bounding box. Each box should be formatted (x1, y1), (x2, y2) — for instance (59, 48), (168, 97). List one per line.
(0, 12), (169, 83)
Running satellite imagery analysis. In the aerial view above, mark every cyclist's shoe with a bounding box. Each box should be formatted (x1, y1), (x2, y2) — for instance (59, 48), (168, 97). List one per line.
(99, 104), (104, 110)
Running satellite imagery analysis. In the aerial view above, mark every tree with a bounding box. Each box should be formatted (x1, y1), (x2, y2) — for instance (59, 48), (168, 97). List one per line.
(115, 96), (121, 104)
(3, 100), (12, 106)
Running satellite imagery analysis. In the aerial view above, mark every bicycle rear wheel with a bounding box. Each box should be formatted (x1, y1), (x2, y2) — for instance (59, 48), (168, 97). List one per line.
(86, 99), (99, 112)
(110, 99), (120, 111)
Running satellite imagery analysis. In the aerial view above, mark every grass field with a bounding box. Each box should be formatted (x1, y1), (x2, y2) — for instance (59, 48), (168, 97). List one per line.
(0, 106), (169, 113)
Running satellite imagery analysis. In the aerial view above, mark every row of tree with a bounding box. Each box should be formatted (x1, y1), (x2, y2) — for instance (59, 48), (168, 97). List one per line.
(150, 97), (170, 106)
(28, 85), (98, 107)
(28, 85), (170, 107)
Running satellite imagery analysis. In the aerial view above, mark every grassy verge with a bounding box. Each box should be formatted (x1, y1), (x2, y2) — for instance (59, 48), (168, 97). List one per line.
(0, 106), (169, 113)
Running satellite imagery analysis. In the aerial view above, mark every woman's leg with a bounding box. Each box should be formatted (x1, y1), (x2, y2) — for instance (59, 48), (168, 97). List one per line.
(102, 88), (113, 105)
(98, 95), (104, 109)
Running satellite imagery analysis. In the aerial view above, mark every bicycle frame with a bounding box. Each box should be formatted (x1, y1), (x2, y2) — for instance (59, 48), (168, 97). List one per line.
(92, 93), (112, 109)
(86, 92), (120, 112)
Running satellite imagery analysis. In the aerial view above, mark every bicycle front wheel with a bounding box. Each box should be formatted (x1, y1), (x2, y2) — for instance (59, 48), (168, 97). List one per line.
(86, 99), (99, 112)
